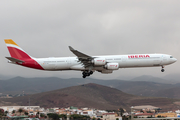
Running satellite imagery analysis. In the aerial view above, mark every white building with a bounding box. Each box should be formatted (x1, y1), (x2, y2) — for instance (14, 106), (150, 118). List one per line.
(103, 113), (121, 120)
(0, 106), (40, 114)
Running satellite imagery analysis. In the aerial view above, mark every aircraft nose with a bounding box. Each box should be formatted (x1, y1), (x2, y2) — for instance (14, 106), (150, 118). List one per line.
(173, 58), (177, 62)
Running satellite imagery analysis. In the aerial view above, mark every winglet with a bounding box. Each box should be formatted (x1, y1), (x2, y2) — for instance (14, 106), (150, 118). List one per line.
(69, 46), (75, 51)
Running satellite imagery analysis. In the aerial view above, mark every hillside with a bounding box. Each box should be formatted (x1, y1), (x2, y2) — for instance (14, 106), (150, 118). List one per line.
(153, 87), (180, 98)
(130, 75), (170, 84)
(1, 83), (180, 111)
(0, 76), (180, 98)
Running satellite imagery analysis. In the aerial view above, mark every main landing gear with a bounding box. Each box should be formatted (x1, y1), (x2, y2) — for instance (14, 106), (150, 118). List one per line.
(161, 66), (165, 72)
(82, 70), (93, 78)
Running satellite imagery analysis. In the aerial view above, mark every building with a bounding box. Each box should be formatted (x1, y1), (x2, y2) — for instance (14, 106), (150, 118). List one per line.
(102, 113), (121, 120)
(155, 112), (177, 117)
(134, 113), (155, 118)
(0, 106), (40, 115)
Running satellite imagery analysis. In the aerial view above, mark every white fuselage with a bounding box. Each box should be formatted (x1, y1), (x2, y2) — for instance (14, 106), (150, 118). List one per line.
(34, 54), (177, 72)
(5, 39), (177, 78)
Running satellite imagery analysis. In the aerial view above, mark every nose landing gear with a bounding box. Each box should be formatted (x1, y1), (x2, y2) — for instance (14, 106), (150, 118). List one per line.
(161, 66), (165, 72)
(82, 70), (93, 78)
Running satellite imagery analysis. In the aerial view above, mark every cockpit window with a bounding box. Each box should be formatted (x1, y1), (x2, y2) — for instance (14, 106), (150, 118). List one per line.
(170, 56), (173, 58)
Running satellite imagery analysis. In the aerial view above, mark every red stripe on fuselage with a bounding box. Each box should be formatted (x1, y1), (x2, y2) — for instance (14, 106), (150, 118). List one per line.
(7, 47), (44, 70)
(18, 59), (44, 70)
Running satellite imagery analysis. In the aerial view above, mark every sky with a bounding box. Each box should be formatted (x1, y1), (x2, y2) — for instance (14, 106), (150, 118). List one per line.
(0, 0), (179, 79)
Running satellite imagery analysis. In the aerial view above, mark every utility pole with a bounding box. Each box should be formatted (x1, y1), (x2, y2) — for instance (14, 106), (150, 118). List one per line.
(29, 97), (30, 114)
(131, 106), (134, 120)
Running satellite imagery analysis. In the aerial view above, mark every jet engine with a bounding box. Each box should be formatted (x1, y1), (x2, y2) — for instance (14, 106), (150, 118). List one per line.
(92, 58), (106, 66)
(104, 63), (119, 70)
(101, 70), (113, 74)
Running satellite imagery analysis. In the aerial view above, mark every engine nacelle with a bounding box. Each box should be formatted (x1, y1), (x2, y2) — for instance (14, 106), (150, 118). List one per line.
(104, 63), (119, 70)
(92, 58), (106, 66)
(101, 70), (113, 74)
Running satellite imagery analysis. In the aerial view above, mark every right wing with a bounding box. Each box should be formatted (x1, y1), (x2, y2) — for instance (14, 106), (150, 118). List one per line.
(69, 46), (94, 68)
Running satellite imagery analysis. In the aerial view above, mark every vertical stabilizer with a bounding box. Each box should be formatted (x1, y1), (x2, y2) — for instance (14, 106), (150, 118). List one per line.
(4, 39), (32, 60)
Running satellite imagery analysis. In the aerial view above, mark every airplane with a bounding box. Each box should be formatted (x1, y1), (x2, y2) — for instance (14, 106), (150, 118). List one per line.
(4, 39), (177, 78)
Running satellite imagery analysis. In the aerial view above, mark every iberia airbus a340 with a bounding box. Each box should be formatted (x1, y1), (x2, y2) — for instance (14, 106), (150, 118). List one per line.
(5, 39), (177, 78)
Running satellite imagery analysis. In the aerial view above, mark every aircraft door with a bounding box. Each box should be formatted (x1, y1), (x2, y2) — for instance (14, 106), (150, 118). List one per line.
(153, 57), (162, 66)
(162, 55), (168, 65)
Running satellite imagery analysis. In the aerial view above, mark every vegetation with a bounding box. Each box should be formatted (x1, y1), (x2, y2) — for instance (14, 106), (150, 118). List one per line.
(157, 115), (165, 118)
(119, 108), (125, 117)
(46, 113), (93, 120)
(36, 111), (39, 118)
(140, 109), (144, 113)
(146, 110), (153, 113)
(24, 111), (28, 115)
(106, 110), (118, 112)
(12, 110), (16, 114)
(18, 108), (23, 115)
(4, 111), (8, 116)
(92, 117), (96, 120)
(59, 114), (67, 119)
(47, 113), (67, 120)
(0, 109), (4, 118)
(47, 113), (59, 120)
(40, 113), (46, 118)
(70, 114), (90, 120)
(147, 116), (154, 118)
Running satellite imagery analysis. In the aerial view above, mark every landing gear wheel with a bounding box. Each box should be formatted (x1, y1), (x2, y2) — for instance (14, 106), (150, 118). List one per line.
(82, 70), (93, 78)
(82, 71), (87, 75)
(161, 66), (165, 72)
(90, 71), (93, 75)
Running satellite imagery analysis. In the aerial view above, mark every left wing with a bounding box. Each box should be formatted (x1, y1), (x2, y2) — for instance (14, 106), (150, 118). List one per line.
(69, 46), (94, 68)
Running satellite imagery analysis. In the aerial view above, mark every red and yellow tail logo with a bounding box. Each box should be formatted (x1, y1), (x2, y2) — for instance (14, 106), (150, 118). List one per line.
(4, 39), (31, 60)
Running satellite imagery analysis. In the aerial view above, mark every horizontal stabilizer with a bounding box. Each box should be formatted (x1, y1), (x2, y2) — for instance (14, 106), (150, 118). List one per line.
(5, 57), (24, 63)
